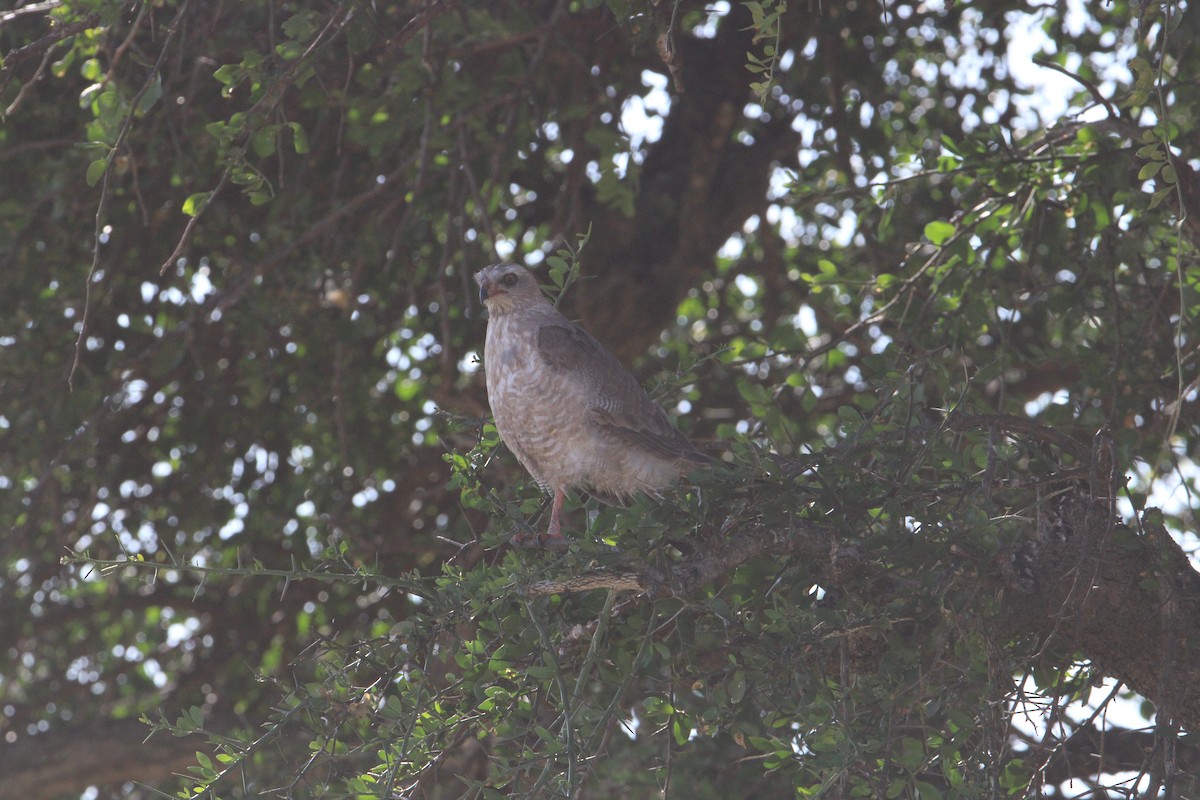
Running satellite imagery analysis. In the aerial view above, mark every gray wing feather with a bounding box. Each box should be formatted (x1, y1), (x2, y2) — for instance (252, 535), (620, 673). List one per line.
(536, 323), (709, 463)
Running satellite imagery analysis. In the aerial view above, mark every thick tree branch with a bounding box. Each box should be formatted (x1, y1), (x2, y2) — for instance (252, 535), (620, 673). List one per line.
(568, 5), (800, 361)
(999, 497), (1200, 734)
(1016, 724), (1200, 794)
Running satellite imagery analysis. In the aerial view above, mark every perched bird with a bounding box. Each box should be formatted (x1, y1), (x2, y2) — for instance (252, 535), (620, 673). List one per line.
(475, 263), (713, 541)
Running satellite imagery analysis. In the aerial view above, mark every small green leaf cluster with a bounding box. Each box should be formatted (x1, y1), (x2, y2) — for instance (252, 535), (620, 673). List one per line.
(743, 1), (787, 101)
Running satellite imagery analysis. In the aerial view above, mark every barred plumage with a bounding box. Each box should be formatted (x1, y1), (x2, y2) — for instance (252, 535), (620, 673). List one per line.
(475, 263), (711, 540)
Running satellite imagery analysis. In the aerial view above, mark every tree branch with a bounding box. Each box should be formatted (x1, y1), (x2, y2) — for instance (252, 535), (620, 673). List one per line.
(523, 516), (839, 599)
(523, 484), (1200, 736)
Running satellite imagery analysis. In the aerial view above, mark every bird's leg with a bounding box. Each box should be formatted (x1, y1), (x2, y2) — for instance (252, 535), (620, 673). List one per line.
(544, 487), (566, 539)
(510, 488), (567, 547)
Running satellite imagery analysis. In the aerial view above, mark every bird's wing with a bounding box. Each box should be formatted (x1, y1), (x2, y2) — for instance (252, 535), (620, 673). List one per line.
(536, 322), (708, 463)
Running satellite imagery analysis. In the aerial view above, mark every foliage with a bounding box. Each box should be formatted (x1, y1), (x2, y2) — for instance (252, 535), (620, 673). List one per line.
(2, 0), (1199, 798)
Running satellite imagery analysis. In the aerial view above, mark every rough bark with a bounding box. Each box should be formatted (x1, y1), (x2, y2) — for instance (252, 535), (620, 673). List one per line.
(568, 3), (801, 362)
(999, 496), (1200, 734)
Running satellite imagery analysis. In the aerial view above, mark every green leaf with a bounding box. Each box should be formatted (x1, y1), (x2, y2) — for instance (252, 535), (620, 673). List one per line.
(738, 380), (771, 406)
(1137, 161), (1162, 181)
(275, 41), (303, 60)
(80, 58), (102, 81)
(79, 83), (102, 110)
(182, 192), (210, 217)
(914, 781), (944, 800)
(924, 220), (956, 245)
(85, 157), (109, 187)
(136, 73), (163, 115)
(672, 716), (690, 746)
(546, 255), (570, 288)
(1148, 186), (1174, 210)
(185, 705), (205, 729)
(251, 127), (277, 157)
(287, 122), (310, 154)
(51, 48), (76, 78)
(281, 11), (319, 40)
(728, 670), (747, 704)
(213, 64), (242, 86)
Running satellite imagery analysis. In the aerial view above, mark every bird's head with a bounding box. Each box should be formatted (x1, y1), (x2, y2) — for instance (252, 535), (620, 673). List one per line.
(474, 263), (545, 315)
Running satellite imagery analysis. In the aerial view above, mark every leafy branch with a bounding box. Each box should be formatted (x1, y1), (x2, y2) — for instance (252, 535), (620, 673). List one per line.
(743, 0), (786, 102)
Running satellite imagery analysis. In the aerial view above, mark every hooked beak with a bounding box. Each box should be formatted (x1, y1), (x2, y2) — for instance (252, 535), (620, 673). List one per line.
(478, 277), (506, 304)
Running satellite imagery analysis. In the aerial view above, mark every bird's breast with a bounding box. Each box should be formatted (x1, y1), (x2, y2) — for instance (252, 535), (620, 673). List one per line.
(481, 311), (681, 498)
(483, 314), (593, 481)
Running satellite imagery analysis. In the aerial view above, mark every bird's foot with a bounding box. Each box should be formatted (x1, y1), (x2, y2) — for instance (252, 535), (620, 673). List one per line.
(509, 488), (568, 548)
(509, 529), (568, 549)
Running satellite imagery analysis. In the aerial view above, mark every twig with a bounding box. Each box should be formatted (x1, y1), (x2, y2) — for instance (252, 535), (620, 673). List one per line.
(158, 2), (354, 276)
(523, 517), (837, 598)
(0, 12), (97, 81)
(70, 0), (191, 389)
(945, 412), (1091, 460)
(0, 1), (62, 26)
(61, 551), (431, 597)
(4, 38), (56, 115)
(525, 571), (644, 597)
(1032, 57), (1119, 120)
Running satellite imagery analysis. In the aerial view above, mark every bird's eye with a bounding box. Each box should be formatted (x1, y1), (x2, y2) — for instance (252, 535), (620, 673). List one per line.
(501, 273), (519, 287)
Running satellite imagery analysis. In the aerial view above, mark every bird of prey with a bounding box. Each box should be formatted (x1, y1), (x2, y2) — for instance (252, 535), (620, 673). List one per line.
(475, 263), (712, 541)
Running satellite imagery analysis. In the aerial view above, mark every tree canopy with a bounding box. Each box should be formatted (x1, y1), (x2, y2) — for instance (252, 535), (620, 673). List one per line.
(2, 0), (1199, 798)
